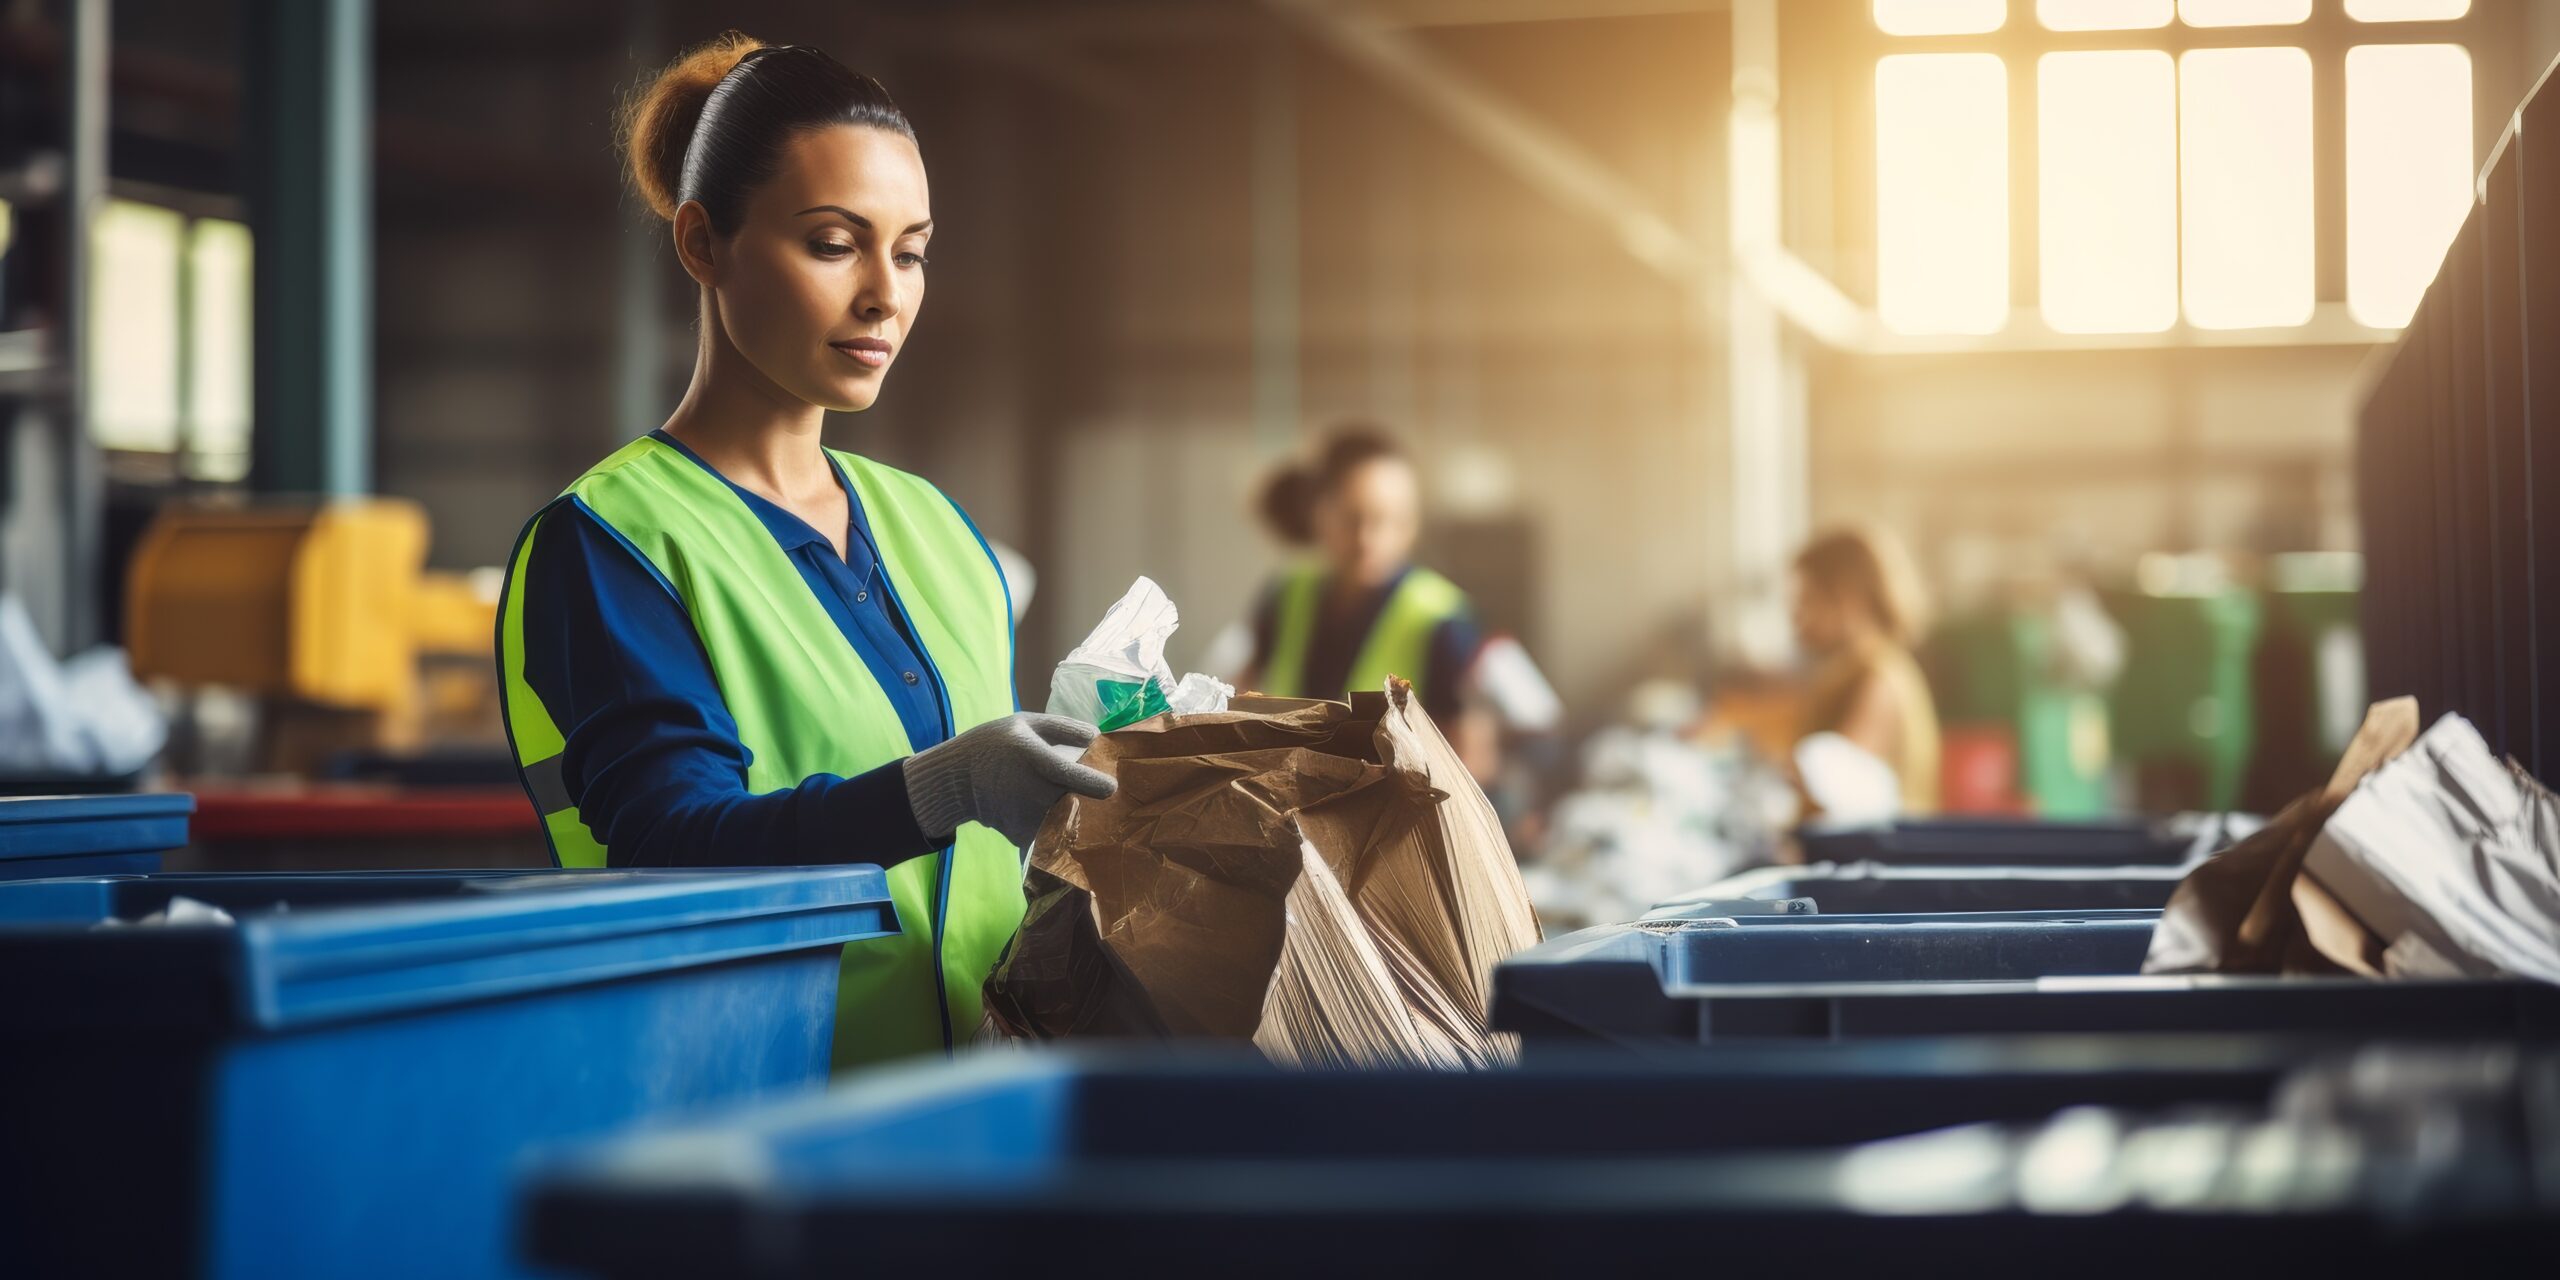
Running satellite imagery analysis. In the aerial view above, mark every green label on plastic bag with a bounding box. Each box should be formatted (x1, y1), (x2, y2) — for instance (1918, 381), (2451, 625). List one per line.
(1095, 677), (1171, 732)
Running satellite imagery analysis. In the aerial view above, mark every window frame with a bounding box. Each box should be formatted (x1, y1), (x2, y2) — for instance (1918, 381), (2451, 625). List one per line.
(90, 180), (252, 482)
(1845, 0), (2503, 342)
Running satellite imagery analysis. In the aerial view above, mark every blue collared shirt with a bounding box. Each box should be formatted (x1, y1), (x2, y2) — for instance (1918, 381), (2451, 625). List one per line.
(520, 430), (993, 868)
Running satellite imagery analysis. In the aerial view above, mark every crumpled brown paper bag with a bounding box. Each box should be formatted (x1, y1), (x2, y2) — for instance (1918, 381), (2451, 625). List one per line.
(2142, 697), (2419, 976)
(982, 679), (1542, 1066)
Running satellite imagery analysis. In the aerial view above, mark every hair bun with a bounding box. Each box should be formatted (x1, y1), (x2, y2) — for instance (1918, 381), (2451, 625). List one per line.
(1256, 463), (1320, 548)
(618, 31), (766, 222)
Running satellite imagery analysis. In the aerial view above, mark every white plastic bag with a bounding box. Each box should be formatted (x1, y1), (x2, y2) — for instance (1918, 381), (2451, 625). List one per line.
(0, 594), (166, 776)
(1046, 577), (1232, 731)
(1796, 731), (1902, 825)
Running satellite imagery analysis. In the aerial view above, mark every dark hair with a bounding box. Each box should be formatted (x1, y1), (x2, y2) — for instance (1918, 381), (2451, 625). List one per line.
(1254, 424), (1413, 547)
(617, 32), (914, 234)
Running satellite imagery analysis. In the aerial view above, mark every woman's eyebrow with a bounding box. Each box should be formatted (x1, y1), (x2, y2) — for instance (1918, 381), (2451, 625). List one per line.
(794, 206), (933, 236)
(795, 205), (868, 227)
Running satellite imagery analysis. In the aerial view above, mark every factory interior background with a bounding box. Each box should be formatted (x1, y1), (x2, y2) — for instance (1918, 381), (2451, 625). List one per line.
(2, 0), (2549, 904)
(17, 3), (2560, 1276)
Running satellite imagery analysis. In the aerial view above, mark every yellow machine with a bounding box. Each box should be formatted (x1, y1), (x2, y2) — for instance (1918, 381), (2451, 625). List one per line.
(124, 499), (502, 771)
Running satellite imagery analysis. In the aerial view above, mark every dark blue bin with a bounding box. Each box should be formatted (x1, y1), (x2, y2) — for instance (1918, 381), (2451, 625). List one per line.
(0, 792), (193, 880)
(1596, 913), (2159, 985)
(1492, 921), (2560, 1047)
(1797, 813), (2251, 867)
(519, 1049), (2550, 1279)
(0, 868), (898, 1280)
(1649, 863), (2189, 918)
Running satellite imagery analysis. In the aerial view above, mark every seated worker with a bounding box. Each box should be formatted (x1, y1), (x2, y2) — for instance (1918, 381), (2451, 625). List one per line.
(1237, 427), (1495, 775)
(1790, 525), (1942, 815)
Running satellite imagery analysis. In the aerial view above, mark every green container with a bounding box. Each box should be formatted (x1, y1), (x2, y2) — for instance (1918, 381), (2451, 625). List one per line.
(2267, 587), (2363, 757)
(2107, 589), (2263, 812)
(1926, 612), (2111, 818)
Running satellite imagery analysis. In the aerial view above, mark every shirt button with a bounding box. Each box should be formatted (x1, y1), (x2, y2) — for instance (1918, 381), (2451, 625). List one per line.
(903, 671), (920, 685)
(855, 590), (869, 603)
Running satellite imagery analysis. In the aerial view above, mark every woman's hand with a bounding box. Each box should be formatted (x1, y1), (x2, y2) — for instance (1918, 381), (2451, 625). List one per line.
(901, 713), (1117, 847)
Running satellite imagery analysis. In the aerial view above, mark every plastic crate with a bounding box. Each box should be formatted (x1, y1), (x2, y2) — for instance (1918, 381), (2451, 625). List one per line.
(519, 1049), (2548, 1278)
(0, 868), (899, 1280)
(0, 792), (194, 880)
(1582, 914), (2158, 986)
(1651, 862), (2188, 918)
(1796, 813), (2251, 867)
(1492, 923), (2560, 1047)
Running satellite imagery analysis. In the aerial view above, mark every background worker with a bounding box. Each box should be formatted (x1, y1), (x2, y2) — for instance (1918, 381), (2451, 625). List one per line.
(1790, 524), (1943, 816)
(1237, 426), (1499, 777)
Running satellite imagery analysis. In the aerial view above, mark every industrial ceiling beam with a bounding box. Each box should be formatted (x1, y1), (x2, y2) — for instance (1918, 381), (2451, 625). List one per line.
(1259, 0), (1714, 286)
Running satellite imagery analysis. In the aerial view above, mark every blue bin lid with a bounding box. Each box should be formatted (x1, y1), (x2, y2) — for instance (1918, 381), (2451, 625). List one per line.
(0, 867), (898, 1034)
(0, 792), (194, 861)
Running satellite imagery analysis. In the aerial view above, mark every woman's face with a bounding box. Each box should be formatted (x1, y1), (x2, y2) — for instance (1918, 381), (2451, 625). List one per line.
(688, 124), (931, 413)
(1790, 570), (1847, 657)
(1314, 458), (1421, 589)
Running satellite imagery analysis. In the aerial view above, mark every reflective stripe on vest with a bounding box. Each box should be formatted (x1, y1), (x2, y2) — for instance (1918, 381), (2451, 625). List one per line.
(1260, 564), (1468, 703)
(495, 434), (1020, 1070)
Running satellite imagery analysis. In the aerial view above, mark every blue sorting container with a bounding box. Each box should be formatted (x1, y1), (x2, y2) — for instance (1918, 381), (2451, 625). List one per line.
(0, 791), (193, 880)
(0, 868), (898, 1280)
(519, 1049), (2549, 1278)
(1492, 922), (2560, 1047)
(1595, 913), (2159, 985)
(1649, 862), (2189, 918)
(1797, 812), (2252, 867)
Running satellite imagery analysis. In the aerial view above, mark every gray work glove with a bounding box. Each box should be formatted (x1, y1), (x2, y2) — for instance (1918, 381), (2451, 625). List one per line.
(902, 713), (1117, 848)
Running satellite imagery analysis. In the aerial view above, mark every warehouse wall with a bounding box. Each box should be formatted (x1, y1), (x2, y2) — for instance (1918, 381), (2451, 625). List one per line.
(366, 4), (1737, 725)
(1811, 345), (2365, 607)
(1017, 14), (1734, 719)
(372, 1), (641, 570)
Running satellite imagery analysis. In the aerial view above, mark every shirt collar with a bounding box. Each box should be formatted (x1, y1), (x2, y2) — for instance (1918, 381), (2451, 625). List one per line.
(648, 429), (876, 576)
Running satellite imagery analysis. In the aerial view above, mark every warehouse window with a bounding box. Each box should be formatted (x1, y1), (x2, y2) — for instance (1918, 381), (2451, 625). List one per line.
(2038, 1), (2172, 31)
(85, 198), (253, 481)
(2177, 0), (2309, 26)
(185, 219), (254, 480)
(88, 201), (185, 453)
(2039, 50), (2177, 332)
(1874, 0), (2007, 35)
(1869, 0), (2477, 336)
(2346, 0), (2468, 19)
(2346, 44), (2475, 326)
(2180, 47), (2316, 329)
(1875, 54), (2010, 334)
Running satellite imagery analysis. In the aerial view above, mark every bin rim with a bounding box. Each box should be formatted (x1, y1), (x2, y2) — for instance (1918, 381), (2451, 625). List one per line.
(0, 791), (196, 861)
(0, 866), (900, 1033)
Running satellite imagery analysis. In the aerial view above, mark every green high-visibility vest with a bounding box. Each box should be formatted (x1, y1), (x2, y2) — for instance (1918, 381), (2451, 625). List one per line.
(1260, 563), (1469, 704)
(495, 434), (1021, 1070)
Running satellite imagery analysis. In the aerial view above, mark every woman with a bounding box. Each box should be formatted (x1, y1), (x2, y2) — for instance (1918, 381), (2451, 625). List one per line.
(496, 34), (1112, 1069)
(1239, 428), (1493, 768)
(1790, 525), (1942, 815)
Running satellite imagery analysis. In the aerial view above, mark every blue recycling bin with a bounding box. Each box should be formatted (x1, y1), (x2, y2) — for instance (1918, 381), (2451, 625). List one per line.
(1492, 918), (2560, 1047)
(0, 792), (193, 880)
(1608, 913), (2159, 984)
(518, 1049), (2547, 1278)
(1797, 813), (2251, 867)
(1651, 862), (2189, 918)
(0, 868), (899, 1280)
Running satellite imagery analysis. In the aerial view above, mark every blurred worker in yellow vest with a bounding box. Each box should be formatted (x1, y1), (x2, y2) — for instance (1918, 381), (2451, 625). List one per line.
(1238, 427), (1501, 780)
